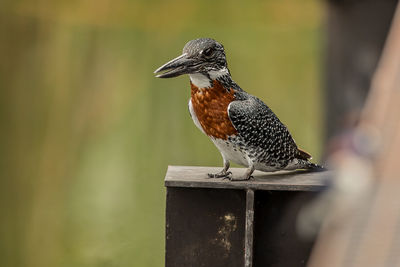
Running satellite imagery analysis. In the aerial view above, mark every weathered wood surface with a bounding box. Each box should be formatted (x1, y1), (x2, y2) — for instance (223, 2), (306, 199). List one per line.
(244, 189), (254, 267)
(165, 166), (329, 191)
(165, 167), (322, 267)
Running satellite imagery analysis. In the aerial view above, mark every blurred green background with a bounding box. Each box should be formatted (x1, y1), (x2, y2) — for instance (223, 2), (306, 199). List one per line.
(0, 0), (323, 266)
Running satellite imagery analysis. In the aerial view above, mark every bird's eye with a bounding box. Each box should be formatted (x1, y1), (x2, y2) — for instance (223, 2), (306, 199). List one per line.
(203, 48), (213, 57)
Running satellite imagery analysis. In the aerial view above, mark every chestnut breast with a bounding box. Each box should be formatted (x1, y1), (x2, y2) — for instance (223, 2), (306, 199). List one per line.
(190, 80), (238, 140)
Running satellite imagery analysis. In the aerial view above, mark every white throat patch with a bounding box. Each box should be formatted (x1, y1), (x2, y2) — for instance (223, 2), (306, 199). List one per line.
(189, 67), (229, 88)
(189, 73), (211, 88)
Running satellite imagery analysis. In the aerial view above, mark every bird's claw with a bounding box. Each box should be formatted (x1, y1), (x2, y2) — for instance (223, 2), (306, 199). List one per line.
(224, 175), (254, 181)
(207, 171), (232, 179)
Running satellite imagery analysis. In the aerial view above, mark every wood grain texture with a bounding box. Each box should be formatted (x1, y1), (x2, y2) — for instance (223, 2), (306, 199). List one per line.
(165, 166), (329, 191)
(244, 189), (254, 267)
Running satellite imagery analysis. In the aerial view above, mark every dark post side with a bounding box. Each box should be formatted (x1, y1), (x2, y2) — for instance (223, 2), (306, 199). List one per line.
(165, 166), (328, 267)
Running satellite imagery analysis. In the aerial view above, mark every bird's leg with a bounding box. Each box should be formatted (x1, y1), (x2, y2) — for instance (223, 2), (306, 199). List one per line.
(229, 164), (255, 181)
(208, 159), (231, 178)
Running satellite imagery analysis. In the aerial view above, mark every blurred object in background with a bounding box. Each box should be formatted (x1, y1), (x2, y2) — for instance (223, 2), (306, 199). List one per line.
(324, 0), (398, 151)
(0, 1), (323, 267)
(306, 1), (400, 266)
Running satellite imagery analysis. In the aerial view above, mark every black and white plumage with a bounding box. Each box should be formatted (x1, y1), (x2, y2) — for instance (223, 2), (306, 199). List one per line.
(155, 38), (323, 180)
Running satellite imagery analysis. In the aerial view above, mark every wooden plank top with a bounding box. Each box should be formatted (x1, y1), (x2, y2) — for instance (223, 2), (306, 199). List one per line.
(165, 166), (330, 191)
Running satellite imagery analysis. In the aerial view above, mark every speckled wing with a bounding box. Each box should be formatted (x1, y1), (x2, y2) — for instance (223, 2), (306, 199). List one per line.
(227, 96), (300, 165)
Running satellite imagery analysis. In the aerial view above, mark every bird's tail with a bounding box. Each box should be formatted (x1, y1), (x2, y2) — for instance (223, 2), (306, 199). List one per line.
(297, 148), (312, 160)
(285, 158), (326, 172)
(303, 161), (326, 172)
(295, 148), (326, 171)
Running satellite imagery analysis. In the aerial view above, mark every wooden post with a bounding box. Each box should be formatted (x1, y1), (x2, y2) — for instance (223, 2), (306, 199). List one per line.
(244, 189), (254, 267)
(165, 166), (328, 267)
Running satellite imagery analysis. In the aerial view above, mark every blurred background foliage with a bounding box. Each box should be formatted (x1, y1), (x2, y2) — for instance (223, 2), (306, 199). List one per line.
(0, 0), (323, 266)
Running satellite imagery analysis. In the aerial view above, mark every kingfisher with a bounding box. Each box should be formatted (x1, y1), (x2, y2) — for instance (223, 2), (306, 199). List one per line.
(154, 38), (323, 181)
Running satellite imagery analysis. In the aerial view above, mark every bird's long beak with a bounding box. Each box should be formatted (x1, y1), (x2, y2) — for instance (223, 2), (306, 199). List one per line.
(154, 53), (195, 78)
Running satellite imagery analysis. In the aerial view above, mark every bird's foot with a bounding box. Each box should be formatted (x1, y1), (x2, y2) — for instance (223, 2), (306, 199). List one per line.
(207, 170), (232, 179)
(224, 175), (254, 181)
(224, 165), (255, 181)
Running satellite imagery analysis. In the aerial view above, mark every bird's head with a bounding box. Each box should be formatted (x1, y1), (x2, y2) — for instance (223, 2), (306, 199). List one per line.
(154, 38), (229, 87)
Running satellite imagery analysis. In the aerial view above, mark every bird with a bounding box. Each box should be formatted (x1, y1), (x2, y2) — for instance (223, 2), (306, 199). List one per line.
(154, 38), (323, 181)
